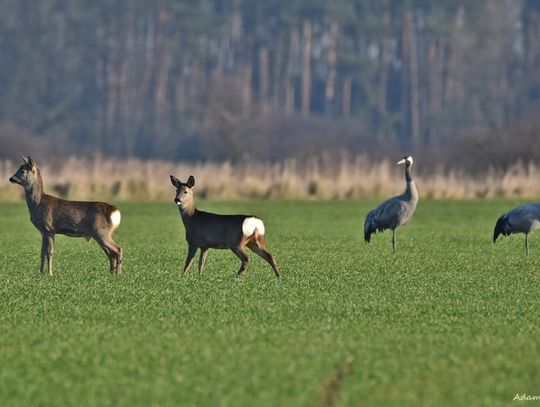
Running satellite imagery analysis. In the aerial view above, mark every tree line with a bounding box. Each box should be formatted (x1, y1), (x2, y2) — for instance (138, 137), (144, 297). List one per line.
(0, 0), (539, 161)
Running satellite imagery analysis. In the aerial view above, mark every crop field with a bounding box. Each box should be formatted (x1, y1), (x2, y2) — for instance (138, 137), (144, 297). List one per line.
(0, 200), (539, 406)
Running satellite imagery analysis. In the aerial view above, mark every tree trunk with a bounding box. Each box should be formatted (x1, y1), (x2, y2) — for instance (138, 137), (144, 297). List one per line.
(324, 22), (337, 117)
(301, 20), (312, 117)
(443, 5), (465, 104)
(94, 57), (105, 152)
(94, 22), (106, 152)
(285, 28), (299, 114)
(259, 44), (269, 114)
(520, 2), (540, 111)
(176, 60), (189, 113)
(230, 0), (242, 71)
(342, 77), (352, 117)
(408, 7), (420, 147)
(120, 60), (135, 155)
(242, 38), (253, 117)
(401, 1), (420, 147)
(377, 1), (391, 138)
(106, 28), (119, 152)
(272, 32), (284, 110)
(154, 47), (172, 136)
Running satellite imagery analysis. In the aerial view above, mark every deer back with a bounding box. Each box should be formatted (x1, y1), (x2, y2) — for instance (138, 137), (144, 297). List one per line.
(183, 210), (248, 249)
(38, 195), (120, 238)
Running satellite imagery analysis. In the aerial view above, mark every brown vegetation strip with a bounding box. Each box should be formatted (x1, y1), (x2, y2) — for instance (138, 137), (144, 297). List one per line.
(2, 157), (540, 201)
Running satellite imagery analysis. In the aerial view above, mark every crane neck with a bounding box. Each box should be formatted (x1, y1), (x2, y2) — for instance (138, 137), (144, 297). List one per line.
(404, 164), (418, 202)
(405, 163), (413, 183)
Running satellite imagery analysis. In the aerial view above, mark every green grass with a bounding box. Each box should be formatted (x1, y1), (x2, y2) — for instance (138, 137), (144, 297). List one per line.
(1, 200), (539, 406)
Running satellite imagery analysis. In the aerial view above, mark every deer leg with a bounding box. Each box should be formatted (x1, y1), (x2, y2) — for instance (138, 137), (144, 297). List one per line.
(108, 240), (123, 274)
(232, 247), (249, 277)
(198, 248), (209, 274)
(115, 245), (123, 273)
(40, 235), (47, 274)
(96, 241), (113, 272)
(247, 239), (280, 278)
(45, 234), (55, 276)
(109, 256), (117, 273)
(94, 235), (118, 273)
(182, 245), (197, 275)
(102, 244), (118, 273)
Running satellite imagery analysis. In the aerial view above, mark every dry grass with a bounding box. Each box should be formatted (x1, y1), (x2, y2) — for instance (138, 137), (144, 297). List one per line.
(1, 156), (540, 201)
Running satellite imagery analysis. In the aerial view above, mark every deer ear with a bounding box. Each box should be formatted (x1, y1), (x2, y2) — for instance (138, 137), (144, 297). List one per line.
(170, 175), (181, 188)
(186, 175), (195, 188)
(27, 156), (36, 170)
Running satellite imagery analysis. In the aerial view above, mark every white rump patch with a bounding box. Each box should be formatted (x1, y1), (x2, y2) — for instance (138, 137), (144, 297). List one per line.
(110, 209), (121, 227)
(242, 217), (265, 237)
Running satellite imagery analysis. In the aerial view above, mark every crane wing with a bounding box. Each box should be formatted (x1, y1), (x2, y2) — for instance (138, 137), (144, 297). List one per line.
(364, 197), (406, 242)
(375, 198), (406, 229)
(494, 204), (540, 242)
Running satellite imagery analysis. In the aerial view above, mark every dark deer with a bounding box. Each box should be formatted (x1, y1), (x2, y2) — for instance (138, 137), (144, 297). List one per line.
(170, 175), (280, 278)
(9, 156), (123, 275)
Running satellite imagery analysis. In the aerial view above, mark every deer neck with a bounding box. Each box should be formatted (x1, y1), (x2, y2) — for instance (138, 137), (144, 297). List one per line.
(24, 170), (44, 208)
(179, 198), (196, 219)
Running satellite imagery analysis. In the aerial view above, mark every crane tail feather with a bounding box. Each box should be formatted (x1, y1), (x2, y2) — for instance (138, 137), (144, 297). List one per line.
(493, 215), (508, 243)
(364, 211), (376, 243)
(364, 229), (371, 243)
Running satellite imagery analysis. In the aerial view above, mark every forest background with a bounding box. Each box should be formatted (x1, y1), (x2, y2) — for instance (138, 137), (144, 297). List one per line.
(1, 1), (539, 199)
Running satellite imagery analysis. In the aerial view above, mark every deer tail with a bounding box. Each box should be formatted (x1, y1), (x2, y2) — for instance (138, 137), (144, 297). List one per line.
(242, 217), (265, 238)
(110, 207), (121, 230)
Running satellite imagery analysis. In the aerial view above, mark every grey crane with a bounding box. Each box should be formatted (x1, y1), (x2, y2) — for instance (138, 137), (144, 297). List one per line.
(364, 155), (419, 254)
(493, 203), (540, 255)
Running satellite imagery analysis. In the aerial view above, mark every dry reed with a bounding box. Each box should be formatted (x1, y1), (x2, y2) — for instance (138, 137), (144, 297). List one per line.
(1, 156), (540, 201)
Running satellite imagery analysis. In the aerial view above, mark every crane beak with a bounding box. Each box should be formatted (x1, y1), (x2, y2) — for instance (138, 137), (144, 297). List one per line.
(397, 158), (406, 165)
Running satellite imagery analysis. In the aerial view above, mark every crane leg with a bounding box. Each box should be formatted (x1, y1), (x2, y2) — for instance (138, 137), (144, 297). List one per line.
(525, 234), (529, 256)
(392, 229), (396, 255)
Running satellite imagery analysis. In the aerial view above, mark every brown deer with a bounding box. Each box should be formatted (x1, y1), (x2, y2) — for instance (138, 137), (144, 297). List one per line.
(170, 175), (280, 278)
(9, 156), (123, 275)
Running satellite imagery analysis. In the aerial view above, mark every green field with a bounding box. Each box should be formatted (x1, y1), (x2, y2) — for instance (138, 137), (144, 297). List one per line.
(0, 200), (539, 406)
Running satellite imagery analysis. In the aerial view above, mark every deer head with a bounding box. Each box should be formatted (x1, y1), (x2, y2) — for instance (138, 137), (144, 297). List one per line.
(9, 155), (39, 187)
(170, 175), (195, 212)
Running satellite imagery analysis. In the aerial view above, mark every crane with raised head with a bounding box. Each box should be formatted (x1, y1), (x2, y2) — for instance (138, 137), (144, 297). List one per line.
(364, 155), (419, 254)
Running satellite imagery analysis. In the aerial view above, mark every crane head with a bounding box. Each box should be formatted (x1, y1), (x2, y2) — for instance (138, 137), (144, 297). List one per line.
(397, 155), (413, 166)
